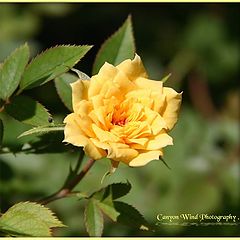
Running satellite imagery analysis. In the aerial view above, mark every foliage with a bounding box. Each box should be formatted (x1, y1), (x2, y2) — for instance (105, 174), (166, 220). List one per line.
(0, 43), (29, 100)
(0, 5), (239, 237)
(92, 15), (135, 74)
(0, 16), (153, 237)
(0, 202), (64, 237)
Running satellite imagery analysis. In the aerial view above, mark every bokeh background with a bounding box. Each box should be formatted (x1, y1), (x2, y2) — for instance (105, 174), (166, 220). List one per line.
(0, 3), (239, 237)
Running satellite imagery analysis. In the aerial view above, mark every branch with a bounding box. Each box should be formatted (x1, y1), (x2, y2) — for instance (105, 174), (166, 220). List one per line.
(39, 158), (95, 205)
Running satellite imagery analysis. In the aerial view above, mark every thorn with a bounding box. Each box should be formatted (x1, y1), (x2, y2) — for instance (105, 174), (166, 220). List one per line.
(159, 157), (171, 170)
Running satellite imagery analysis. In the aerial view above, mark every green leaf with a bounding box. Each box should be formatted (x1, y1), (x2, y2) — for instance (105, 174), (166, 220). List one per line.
(55, 71), (90, 111)
(93, 15), (135, 74)
(0, 202), (65, 237)
(20, 45), (92, 90)
(89, 182), (131, 222)
(84, 199), (103, 237)
(18, 124), (64, 138)
(54, 73), (78, 111)
(23, 132), (69, 154)
(92, 182), (132, 201)
(97, 199), (120, 222)
(113, 201), (150, 231)
(0, 43), (29, 100)
(5, 95), (51, 126)
(0, 119), (3, 148)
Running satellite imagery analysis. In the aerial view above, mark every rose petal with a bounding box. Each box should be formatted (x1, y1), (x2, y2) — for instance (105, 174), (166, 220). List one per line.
(129, 150), (163, 167)
(134, 77), (163, 93)
(89, 62), (119, 97)
(107, 142), (138, 164)
(63, 113), (106, 159)
(117, 54), (148, 81)
(91, 139), (138, 164)
(161, 87), (182, 130)
(146, 133), (173, 150)
(71, 80), (89, 112)
(144, 107), (167, 135)
(92, 124), (121, 143)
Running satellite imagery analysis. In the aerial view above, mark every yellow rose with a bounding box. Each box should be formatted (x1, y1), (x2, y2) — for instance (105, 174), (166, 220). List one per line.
(63, 55), (182, 167)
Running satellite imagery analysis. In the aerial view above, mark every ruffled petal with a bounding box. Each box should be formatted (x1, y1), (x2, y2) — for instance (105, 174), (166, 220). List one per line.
(91, 139), (138, 164)
(63, 113), (106, 159)
(92, 124), (121, 143)
(117, 54), (148, 81)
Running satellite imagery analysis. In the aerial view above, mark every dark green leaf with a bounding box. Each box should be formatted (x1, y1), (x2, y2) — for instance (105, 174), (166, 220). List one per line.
(97, 199), (120, 222)
(92, 15), (135, 74)
(0, 119), (3, 147)
(23, 132), (70, 154)
(92, 182), (132, 201)
(5, 95), (51, 126)
(18, 124), (64, 138)
(20, 45), (92, 90)
(90, 182), (131, 222)
(0, 202), (65, 237)
(84, 199), (103, 237)
(114, 201), (150, 231)
(54, 73), (78, 111)
(0, 43), (29, 100)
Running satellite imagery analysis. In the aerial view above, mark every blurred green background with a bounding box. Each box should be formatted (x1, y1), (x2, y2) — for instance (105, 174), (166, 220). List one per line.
(0, 3), (239, 237)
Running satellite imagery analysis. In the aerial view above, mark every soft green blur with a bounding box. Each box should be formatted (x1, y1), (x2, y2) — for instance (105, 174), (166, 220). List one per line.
(0, 3), (239, 237)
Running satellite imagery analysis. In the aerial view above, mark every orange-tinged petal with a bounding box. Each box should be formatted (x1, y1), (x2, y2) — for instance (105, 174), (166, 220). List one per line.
(92, 124), (121, 143)
(144, 107), (167, 135)
(113, 70), (135, 92)
(126, 137), (149, 146)
(64, 54), (182, 169)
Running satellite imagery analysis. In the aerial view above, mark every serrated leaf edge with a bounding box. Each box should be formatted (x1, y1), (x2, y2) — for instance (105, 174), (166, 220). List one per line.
(20, 45), (92, 90)
(84, 199), (104, 237)
(54, 73), (77, 111)
(90, 181), (131, 200)
(0, 201), (65, 237)
(0, 43), (29, 100)
(6, 95), (52, 127)
(2, 201), (65, 227)
(113, 200), (150, 231)
(18, 124), (65, 138)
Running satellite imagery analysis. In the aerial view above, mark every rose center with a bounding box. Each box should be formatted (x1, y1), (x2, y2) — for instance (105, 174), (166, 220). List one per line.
(112, 117), (127, 126)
